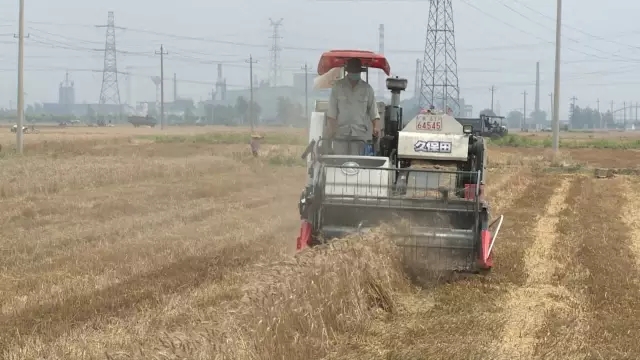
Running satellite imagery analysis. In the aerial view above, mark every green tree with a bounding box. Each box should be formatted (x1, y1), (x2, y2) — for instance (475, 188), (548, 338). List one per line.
(506, 110), (523, 129)
(249, 101), (261, 125)
(479, 108), (497, 117)
(205, 105), (235, 125)
(570, 106), (602, 129)
(602, 110), (615, 128)
(87, 106), (96, 120)
(276, 96), (305, 126)
(184, 107), (196, 124)
(276, 96), (293, 125)
(235, 97), (249, 124)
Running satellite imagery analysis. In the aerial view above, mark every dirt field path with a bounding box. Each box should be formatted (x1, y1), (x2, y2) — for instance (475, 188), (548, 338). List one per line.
(324, 169), (562, 359)
(493, 176), (574, 359)
(531, 176), (640, 358)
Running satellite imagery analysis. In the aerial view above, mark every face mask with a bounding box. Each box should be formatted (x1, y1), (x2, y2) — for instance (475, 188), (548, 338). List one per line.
(347, 72), (361, 81)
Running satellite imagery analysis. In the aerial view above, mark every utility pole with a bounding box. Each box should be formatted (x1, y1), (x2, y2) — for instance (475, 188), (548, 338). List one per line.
(126, 66), (133, 108)
(209, 89), (217, 124)
(155, 45), (168, 129)
(302, 62), (309, 124)
(15, 0), (25, 154)
(246, 55), (258, 131)
(610, 101), (614, 128)
(490, 85), (496, 111)
(597, 98), (601, 128)
(624, 101), (627, 129)
(522, 90), (527, 130)
(552, 0), (563, 153)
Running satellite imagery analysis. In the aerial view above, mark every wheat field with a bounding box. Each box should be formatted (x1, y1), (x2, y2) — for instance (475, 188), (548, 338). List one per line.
(1, 126), (640, 359)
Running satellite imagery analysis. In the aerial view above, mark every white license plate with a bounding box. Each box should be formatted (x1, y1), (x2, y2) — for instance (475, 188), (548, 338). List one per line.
(416, 116), (442, 131)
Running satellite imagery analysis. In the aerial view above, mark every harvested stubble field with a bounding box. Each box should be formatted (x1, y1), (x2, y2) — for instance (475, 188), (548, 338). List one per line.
(1, 128), (640, 359)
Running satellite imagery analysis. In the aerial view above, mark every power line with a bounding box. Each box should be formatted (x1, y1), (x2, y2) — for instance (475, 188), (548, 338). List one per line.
(458, 0), (632, 62)
(505, 0), (640, 52)
(13, 24), (640, 71)
(494, 0), (631, 61)
(5, 19), (631, 56)
(5, 64), (640, 90)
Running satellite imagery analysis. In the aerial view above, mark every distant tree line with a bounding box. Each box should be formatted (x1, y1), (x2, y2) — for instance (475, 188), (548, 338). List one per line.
(569, 105), (617, 129)
(275, 96), (304, 126)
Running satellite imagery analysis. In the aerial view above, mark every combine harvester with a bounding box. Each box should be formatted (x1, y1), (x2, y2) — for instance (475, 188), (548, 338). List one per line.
(296, 50), (503, 273)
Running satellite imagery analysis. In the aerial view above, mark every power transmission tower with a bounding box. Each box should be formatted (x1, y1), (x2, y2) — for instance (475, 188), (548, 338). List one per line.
(246, 55), (258, 130)
(611, 100), (614, 127)
(15, 0), (26, 154)
(419, 0), (459, 114)
(570, 96), (577, 127)
(522, 90), (527, 130)
(302, 62), (309, 124)
(268, 18), (283, 87)
(96, 11), (124, 120)
(490, 85), (496, 111)
(155, 45), (168, 129)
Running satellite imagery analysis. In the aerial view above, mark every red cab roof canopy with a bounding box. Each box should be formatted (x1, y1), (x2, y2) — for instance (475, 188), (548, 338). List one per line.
(317, 50), (391, 76)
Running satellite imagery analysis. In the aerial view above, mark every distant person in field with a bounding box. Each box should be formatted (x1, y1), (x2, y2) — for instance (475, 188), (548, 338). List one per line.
(250, 134), (262, 157)
(326, 58), (380, 155)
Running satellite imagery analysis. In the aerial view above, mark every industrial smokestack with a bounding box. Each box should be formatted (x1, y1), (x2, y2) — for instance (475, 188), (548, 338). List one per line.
(535, 62), (540, 112)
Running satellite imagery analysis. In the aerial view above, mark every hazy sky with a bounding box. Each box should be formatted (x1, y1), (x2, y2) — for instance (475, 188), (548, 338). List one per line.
(2, 0), (640, 119)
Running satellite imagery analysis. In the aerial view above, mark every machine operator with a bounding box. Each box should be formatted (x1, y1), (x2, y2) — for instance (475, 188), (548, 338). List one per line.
(326, 58), (380, 155)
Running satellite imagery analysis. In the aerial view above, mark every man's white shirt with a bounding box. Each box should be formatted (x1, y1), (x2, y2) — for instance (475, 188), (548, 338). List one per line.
(327, 78), (379, 140)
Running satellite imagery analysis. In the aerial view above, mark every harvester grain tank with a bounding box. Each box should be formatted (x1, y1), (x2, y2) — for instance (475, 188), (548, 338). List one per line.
(296, 50), (503, 273)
